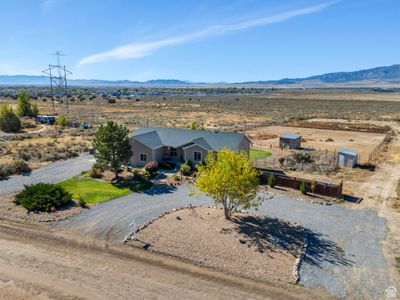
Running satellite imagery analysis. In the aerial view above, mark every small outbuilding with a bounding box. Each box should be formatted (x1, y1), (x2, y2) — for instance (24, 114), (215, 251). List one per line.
(279, 134), (301, 149)
(337, 149), (358, 168)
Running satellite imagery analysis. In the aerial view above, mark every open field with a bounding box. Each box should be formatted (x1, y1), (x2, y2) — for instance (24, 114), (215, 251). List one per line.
(3, 89), (400, 132)
(248, 124), (386, 163)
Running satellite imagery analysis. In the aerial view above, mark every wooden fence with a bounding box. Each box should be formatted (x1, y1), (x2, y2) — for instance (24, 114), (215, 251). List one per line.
(368, 130), (394, 163)
(258, 170), (343, 198)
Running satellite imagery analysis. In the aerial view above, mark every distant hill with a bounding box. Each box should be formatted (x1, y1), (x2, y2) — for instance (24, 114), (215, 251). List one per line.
(0, 75), (192, 86)
(240, 64), (400, 86)
(1, 64), (400, 87)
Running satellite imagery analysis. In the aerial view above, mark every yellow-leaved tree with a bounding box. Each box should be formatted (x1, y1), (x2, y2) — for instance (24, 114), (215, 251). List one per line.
(195, 148), (261, 220)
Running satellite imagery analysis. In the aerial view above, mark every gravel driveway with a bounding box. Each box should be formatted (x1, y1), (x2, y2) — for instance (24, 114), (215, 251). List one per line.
(0, 154), (95, 195)
(54, 185), (392, 299)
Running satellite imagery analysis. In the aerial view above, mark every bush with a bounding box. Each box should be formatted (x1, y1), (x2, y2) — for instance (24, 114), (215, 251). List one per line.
(15, 183), (72, 212)
(144, 161), (159, 174)
(158, 161), (176, 170)
(0, 105), (21, 133)
(78, 195), (87, 208)
(294, 151), (312, 163)
(56, 115), (68, 127)
(180, 163), (192, 176)
(299, 181), (309, 195)
(89, 166), (103, 178)
(0, 160), (30, 178)
(268, 174), (276, 188)
(173, 174), (181, 181)
(107, 98), (116, 104)
(310, 181), (317, 193)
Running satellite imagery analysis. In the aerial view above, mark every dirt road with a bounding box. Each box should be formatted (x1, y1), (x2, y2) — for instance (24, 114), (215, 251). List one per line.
(0, 220), (328, 300)
(355, 122), (400, 289)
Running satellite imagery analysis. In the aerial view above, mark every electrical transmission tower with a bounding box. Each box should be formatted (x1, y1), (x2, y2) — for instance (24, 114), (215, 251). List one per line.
(42, 51), (72, 115)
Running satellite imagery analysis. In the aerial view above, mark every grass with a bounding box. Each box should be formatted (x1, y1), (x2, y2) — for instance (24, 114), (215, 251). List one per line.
(250, 148), (272, 160)
(58, 177), (152, 205)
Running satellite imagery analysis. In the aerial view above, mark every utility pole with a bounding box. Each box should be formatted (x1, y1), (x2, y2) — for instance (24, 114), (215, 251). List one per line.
(42, 51), (72, 115)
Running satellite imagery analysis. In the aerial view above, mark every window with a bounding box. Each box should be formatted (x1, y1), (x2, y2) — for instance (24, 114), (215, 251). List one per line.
(170, 148), (177, 157)
(194, 151), (202, 162)
(140, 153), (148, 162)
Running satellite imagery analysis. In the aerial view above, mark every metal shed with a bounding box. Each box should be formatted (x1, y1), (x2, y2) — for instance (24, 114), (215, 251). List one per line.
(337, 149), (358, 167)
(279, 134), (301, 149)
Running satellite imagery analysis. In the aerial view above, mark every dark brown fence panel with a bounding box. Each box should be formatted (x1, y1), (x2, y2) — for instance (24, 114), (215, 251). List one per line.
(259, 171), (342, 198)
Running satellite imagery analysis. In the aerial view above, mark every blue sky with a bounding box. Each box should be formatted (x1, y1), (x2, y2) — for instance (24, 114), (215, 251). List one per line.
(1, 0), (399, 82)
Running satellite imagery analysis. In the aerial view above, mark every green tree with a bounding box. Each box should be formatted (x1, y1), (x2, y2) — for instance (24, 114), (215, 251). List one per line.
(16, 92), (38, 117)
(195, 148), (261, 220)
(92, 121), (132, 178)
(189, 121), (197, 130)
(0, 105), (21, 133)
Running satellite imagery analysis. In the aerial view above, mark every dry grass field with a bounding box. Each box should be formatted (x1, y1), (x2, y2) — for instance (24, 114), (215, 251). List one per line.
(1, 89), (400, 177)
(3, 89), (400, 132)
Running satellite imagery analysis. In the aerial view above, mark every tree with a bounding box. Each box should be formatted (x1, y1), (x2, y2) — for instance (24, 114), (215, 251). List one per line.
(16, 92), (38, 117)
(189, 121), (197, 130)
(0, 105), (21, 133)
(92, 121), (132, 178)
(195, 148), (261, 220)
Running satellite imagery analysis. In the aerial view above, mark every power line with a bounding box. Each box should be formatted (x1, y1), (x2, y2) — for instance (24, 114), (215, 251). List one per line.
(42, 51), (72, 115)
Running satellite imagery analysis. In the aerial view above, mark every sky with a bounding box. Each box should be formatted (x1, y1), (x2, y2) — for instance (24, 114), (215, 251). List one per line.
(1, 0), (399, 82)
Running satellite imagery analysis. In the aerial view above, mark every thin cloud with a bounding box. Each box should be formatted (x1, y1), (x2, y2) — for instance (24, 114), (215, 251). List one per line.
(42, 0), (58, 12)
(78, 1), (337, 67)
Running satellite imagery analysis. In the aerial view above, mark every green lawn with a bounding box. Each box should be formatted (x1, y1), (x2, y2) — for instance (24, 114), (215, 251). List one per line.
(250, 148), (272, 160)
(58, 177), (152, 205)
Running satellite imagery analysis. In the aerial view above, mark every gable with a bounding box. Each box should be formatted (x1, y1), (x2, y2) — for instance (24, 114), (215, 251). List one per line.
(132, 126), (245, 151)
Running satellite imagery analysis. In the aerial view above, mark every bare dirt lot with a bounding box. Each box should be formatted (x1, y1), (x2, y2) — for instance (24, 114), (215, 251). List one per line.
(248, 124), (386, 163)
(0, 219), (330, 300)
(132, 207), (304, 286)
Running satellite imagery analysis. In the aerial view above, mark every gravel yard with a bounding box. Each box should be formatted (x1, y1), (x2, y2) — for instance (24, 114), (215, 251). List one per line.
(54, 185), (392, 299)
(131, 207), (303, 286)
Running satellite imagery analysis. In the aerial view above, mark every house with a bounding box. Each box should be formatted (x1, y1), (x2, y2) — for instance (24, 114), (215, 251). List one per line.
(337, 149), (358, 167)
(279, 134), (301, 149)
(130, 126), (251, 166)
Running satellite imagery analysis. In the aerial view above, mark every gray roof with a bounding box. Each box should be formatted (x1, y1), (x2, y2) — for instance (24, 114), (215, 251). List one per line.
(338, 149), (358, 157)
(132, 126), (247, 151)
(281, 133), (301, 139)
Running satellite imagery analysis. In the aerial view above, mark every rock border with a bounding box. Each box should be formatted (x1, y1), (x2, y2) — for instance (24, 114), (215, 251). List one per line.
(292, 236), (309, 283)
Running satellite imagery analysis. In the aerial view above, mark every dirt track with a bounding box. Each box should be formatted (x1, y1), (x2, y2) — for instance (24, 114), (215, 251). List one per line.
(0, 220), (329, 300)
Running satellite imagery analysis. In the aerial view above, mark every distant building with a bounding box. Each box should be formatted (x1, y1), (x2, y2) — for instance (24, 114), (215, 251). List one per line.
(36, 115), (56, 125)
(279, 134), (301, 149)
(337, 149), (358, 167)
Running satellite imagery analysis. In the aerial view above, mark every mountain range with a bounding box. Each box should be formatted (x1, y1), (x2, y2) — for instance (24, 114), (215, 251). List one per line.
(1, 64), (400, 87)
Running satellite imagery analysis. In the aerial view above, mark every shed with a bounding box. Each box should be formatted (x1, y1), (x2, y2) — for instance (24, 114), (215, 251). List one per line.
(337, 149), (358, 167)
(279, 134), (301, 149)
